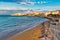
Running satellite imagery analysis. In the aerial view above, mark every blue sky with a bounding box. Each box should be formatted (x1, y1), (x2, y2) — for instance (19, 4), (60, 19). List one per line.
(0, 0), (60, 11)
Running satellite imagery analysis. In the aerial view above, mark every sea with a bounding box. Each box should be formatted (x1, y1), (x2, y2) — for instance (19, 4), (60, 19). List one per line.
(0, 16), (47, 40)
(0, 16), (47, 32)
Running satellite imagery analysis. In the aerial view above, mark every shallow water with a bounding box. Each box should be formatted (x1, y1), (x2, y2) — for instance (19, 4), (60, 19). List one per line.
(0, 16), (45, 31)
(0, 16), (47, 40)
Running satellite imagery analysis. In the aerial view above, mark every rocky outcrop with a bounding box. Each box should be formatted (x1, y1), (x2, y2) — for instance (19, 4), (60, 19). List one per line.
(45, 10), (60, 16)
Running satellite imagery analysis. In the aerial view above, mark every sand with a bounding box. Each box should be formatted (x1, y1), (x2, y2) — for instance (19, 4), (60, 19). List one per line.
(8, 23), (54, 40)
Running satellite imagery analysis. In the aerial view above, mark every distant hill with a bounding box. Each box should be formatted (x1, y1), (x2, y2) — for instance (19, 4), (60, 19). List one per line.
(0, 10), (29, 15)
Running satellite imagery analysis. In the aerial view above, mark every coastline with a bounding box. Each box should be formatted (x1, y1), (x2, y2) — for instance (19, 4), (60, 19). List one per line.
(0, 17), (48, 40)
(8, 22), (45, 40)
(8, 21), (54, 40)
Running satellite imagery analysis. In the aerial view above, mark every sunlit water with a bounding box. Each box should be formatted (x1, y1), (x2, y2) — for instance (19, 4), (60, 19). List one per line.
(0, 16), (46, 31)
(0, 16), (47, 40)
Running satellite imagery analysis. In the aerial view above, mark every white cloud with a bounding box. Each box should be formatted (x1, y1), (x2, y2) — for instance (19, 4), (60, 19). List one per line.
(0, 7), (28, 10)
(27, 2), (35, 5)
(18, 8), (28, 10)
(19, 2), (35, 5)
(41, 6), (60, 11)
(19, 2), (26, 5)
(19, 1), (47, 5)
(39, 1), (47, 4)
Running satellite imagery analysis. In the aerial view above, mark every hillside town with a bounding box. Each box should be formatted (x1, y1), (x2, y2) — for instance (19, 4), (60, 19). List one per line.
(11, 10), (60, 22)
(11, 10), (60, 16)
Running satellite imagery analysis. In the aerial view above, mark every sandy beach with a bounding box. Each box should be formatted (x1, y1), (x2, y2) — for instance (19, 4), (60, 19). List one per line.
(8, 23), (44, 40)
(8, 22), (54, 40)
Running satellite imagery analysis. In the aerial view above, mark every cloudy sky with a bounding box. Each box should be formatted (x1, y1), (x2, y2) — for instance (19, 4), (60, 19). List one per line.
(0, 0), (60, 11)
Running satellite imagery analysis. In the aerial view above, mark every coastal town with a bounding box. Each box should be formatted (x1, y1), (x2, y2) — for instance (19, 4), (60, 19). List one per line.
(11, 10), (60, 23)
(11, 10), (60, 17)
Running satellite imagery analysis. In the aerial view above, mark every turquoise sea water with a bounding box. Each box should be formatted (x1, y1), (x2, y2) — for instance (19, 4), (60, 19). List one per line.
(0, 16), (45, 31)
(0, 16), (47, 40)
